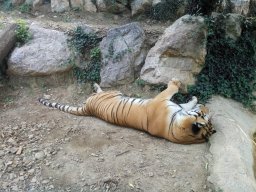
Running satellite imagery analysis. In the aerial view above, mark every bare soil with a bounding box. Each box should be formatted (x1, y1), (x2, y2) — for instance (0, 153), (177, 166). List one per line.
(0, 8), (212, 192)
(0, 79), (211, 192)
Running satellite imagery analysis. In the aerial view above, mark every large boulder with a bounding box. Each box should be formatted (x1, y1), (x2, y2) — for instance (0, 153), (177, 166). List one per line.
(51, 0), (69, 12)
(96, 0), (129, 14)
(70, 0), (97, 12)
(0, 24), (17, 64)
(0, 24), (17, 79)
(100, 22), (147, 87)
(131, 0), (152, 16)
(221, 0), (254, 15)
(140, 15), (207, 87)
(7, 23), (72, 76)
(207, 96), (256, 192)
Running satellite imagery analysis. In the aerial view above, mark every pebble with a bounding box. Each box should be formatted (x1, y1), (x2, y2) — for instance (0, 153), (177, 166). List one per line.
(43, 94), (51, 100)
(7, 138), (17, 145)
(31, 177), (37, 183)
(0, 150), (5, 157)
(149, 172), (154, 177)
(35, 151), (45, 160)
(28, 168), (35, 174)
(42, 179), (49, 184)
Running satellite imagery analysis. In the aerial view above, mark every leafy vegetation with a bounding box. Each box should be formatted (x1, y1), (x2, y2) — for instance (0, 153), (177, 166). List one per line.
(67, 26), (102, 83)
(173, 15), (256, 110)
(15, 19), (32, 44)
(186, 0), (223, 15)
(148, 0), (184, 21)
(19, 3), (32, 13)
(1, 0), (13, 11)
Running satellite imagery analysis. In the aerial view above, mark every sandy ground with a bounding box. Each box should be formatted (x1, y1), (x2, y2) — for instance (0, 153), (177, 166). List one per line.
(0, 81), (211, 192)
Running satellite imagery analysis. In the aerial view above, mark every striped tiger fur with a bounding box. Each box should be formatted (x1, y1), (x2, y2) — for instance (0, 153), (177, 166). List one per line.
(39, 78), (216, 144)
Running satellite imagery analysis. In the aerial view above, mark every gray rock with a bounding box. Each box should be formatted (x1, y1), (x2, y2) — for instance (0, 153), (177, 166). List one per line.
(51, 0), (69, 12)
(207, 96), (256, 192)
(35, 151), (45, 160)
(7, 23), (72, 76)
(100, 22), (147, 87)
(12, 0), (25, 6)
(96, 0), (129, 14)
(212, 13), (244, 40)
(131, 0), (152, 16)
(0, 24), (17, 76)
(140, 15), (207, 88)
(32, 0), (43, 11)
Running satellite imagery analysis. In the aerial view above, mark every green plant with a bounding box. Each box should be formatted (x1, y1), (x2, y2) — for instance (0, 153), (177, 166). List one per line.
(1, 0), (13, 11)
(68, 26), (101, 54)
(173, 15), (256, 110)
(68, 26), (102, 83)
(186, 0), (223, 15)
(73, 48), (101, 83)
(135, 79), (146, 87)
(15, 19), (32, 44)
(19, 3), (31, 13)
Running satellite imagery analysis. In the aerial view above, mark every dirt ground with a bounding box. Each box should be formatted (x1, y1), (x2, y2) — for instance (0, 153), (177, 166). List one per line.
(0, 7), (214, 192)
(0, 78), (212, 192)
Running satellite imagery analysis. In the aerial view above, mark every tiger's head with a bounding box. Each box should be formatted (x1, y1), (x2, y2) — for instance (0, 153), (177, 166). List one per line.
(176, 105), (216, 144)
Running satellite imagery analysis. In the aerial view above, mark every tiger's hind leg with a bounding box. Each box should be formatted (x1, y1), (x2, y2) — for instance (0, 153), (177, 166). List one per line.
(93, 83), (103, 93)
(180, 96), (198, 111)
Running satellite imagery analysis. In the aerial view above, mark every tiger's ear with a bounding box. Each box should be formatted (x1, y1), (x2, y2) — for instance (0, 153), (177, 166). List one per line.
(199, 105), (209, 114)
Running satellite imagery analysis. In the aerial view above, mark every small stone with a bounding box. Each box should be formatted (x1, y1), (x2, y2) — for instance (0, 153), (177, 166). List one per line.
(43, 94), (51, 100)
(49, 185), (54, 189)
(149, 172), (154, 177)
(7, 138), (17, 145)
(16, 146), (23, 155)
(10, 147), (18, 154)
(35, 151), (45, 160)
(28, 168), (35, 174)
(11, 185), (18, 191)
(28, 134), (34, 139)
(19, 176), (25, 181)
(0, 150), (5, 157)
(13, 126), (19, 130)
(31, 177), (37, 183)
(203, 185), (207, 189)
(42, 179), (49, 184)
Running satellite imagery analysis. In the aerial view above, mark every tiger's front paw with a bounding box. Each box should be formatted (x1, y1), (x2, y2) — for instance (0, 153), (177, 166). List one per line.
(168, 78), (181, 88)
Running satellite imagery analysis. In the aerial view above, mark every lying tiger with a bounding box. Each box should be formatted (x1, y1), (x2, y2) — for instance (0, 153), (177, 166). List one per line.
(39, 78), (216, 144)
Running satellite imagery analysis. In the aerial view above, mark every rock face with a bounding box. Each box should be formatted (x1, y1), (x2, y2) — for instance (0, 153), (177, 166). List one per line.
(51, 0), (69, 12)
(207, 96), (256, 192)
(0, 24), (17, 64)
(0, 24), (17, 78)
(7, 23), (72, 76)
(96, 0), (129, 13)
(100, 22), (147, 87)
(131, 0), (152, 16)
(221, 0), (254, 15)
(70, 0), (97, 12)
(140, 15), (207, 87)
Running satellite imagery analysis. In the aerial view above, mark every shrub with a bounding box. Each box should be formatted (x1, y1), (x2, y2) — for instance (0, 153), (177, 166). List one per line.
(68, 26), (100, 54)
(68, 27), (102, 83)
(1, 0), (13, 11)
(173, 15), (256, 110)
(186, 0), (223, 15)
(19, 3), (32, 13)
(15, 19), (32, 44)
(148, 0), (184, 21)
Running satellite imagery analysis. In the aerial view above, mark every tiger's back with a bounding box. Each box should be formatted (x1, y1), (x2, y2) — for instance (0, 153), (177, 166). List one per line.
(85, 91), (149, 131)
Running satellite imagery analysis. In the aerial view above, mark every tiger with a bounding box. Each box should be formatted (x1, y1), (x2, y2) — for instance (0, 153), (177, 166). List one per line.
(38, 78), (216, 144)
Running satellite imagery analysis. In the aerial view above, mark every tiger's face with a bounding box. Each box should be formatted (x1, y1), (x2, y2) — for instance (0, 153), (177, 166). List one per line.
(177, 105), (216, 144)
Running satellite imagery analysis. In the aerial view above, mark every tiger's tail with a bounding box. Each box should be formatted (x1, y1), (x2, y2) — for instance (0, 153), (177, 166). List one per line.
(38, 98), (88, 116)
